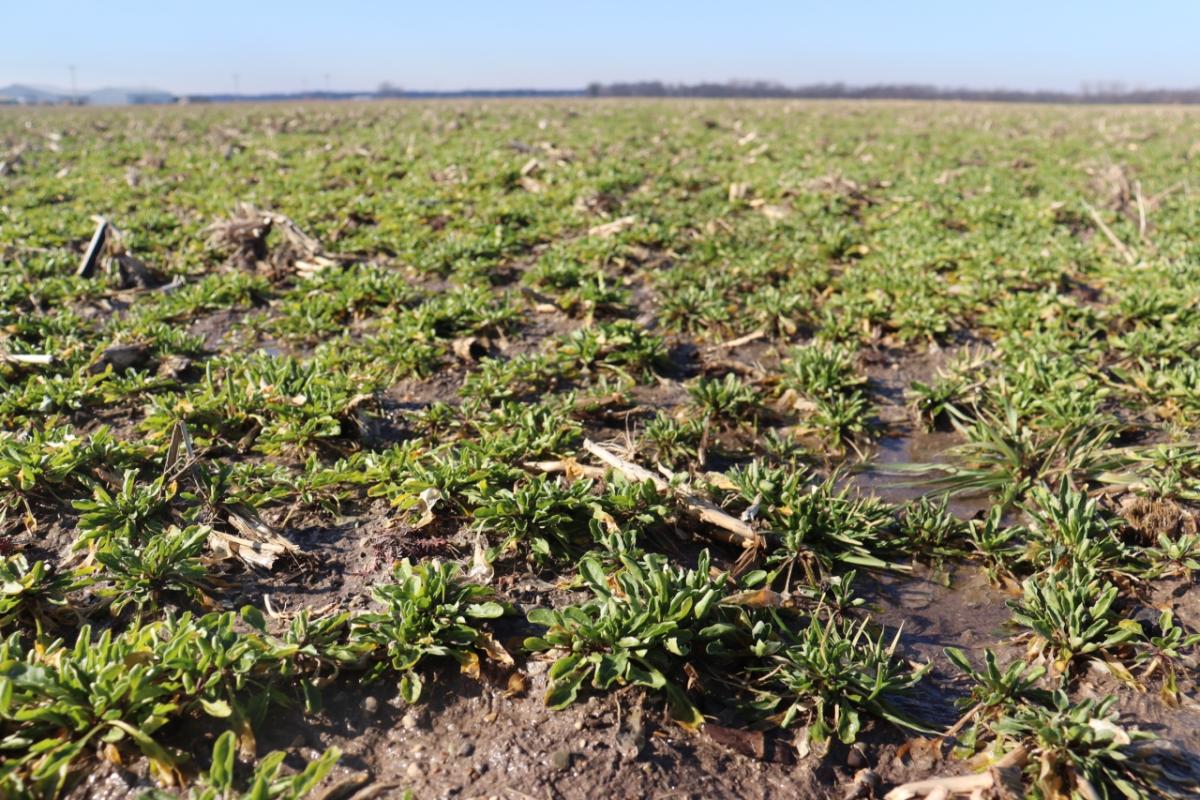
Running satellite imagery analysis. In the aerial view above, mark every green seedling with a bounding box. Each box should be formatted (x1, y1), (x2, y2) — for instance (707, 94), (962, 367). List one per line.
(524, 551), (728, 725)
(143, 730), (339, 800)
(1007, 563), (1142, 680)
(746, 611), (930, 744)
(350, 559), (509, 703)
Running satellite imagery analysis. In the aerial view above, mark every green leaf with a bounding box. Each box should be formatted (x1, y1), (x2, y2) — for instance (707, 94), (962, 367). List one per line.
(526, 607), (558, 628)
(200, 698), (233, 718)
(545, 669), (585, 709)
(400, 672), (423, 704)
(944, 646), (972, 674)
(548, 654), (582, 680)
(240, 605), (267, 632)
(522, 636), (553, 652)
(593, 652), (628, 689)
(466, 601), (505, 619)
(208, 731), (236, 791)
(662, 681), (703, 729)
(579, 557), (609, 592)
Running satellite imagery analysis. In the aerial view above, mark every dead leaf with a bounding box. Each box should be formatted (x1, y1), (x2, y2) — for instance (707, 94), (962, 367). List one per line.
(721, 587), (789, 608)
(157, 355), (191, 379)
(409, 487), (442, 529)
(163, 421), (197, 480)
(295, 256), (337, 277)
(504, 671), (528, 698)
(776, 388), (817, 414)
(459, 650), (481, 679)
(467, 532), (493, 584)
(593, 508), (620, 534)
(588, 215), (636, 238)
(477, 632), (514, 668)
(703, 471), (738, 492)
(210, 506), (301, 570)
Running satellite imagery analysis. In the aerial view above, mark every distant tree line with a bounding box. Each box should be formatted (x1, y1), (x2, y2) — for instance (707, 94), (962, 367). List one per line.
(586, 80), (1200, 104)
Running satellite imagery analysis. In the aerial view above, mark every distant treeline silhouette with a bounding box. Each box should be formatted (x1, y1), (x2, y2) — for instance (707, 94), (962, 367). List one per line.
(586, 80), (1200, 104)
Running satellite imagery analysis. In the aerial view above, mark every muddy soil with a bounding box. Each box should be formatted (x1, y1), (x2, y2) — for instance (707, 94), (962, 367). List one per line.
(16, 254), (1200, 800)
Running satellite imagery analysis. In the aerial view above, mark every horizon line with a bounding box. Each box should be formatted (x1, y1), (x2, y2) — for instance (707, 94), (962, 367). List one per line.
(7, 79), (1200, 106)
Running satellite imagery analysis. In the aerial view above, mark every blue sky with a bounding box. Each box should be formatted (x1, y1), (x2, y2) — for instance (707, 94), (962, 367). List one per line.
(4, 1), (1198, 94)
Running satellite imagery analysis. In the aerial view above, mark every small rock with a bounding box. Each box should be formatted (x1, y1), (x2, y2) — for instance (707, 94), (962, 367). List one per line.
(363, 696), (379, 715)
(458, 742), (475, 758)
(846, 744), (868, 769)
(406, 762), (422, 779)
(549, 749), (571, 771)
(526, 660), (550, 677)
(401, 708), (429, 731)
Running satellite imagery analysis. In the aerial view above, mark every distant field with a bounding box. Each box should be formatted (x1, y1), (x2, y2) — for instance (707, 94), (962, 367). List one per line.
(1, 99), (1199, 799)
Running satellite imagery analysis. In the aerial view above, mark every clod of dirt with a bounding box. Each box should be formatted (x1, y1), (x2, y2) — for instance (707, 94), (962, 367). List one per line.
(705, 724), (767, 760)
(113, 252), (167, 289)
(87, 343), (151, 375)
(843, 769), (881, 800)
(157, 354), (192, 379)
(549, 749), (572, 771)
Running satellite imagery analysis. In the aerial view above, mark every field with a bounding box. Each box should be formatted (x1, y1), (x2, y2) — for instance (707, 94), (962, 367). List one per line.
(1, 98), (1199, 799)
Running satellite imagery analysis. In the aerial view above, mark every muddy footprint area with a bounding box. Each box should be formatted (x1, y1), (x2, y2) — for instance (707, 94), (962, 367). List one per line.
(75, 677), (835, 800)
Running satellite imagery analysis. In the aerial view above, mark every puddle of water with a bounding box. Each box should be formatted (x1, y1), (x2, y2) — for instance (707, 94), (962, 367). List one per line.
(854, 564), (1021, 729)
(860, 566), (1015, 662)
(852, 431), (991, 519)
